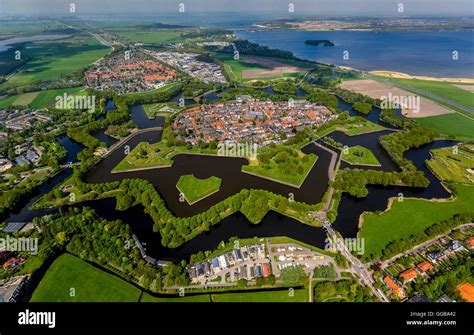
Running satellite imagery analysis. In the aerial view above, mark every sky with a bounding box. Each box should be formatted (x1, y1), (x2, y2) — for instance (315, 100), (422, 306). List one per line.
(1, 0), (473, 17)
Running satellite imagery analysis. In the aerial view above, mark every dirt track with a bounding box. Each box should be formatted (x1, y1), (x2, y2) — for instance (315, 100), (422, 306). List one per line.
(340, 79), (453, 118)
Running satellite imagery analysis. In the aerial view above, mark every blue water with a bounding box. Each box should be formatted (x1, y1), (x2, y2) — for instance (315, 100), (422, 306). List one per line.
(238, 30), (474, 78)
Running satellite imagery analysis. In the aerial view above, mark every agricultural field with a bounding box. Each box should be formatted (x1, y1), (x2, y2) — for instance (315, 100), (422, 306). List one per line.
(30, 254), (142, 302)
(115, 30), (183, 44)
(2, 36), (111, 88)
(0, 19), (60, 35)
(176, 174), (222, 205)
(386, 78), (474, 109)
(415, 113), (474, 141)
(340, 79), (452, 118)
(0, 87), (84, 109)
(341, 145), (381, 166)
(214, 52), (311, 82)
(0, 94), (19, 108)
(359, 183), (474, 262)
(426, 144), (474, 183)
(242, 146), (317, 188)
(30, 87), (85, 109)
(12, 91), (39, 106)
(213, 52), (267, 82)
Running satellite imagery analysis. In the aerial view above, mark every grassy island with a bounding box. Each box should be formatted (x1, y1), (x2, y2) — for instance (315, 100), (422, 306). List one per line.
(242, 145), (317, 188)
(176, 174), (222, 205)
(341, 145), (381, 166)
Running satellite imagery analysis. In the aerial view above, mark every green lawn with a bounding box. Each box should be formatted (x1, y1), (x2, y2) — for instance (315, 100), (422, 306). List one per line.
(359, 183), (474, 262)
(113, 142), (174, 172)
(30, 254), (142, 302)
(141, 289), (308, 302)
(426, 144), (474, 184)
(387, 78), (474, 108)
(341, 145), (381, 166)
(140, 293), (211, 302)
(342, 119), (386, 136)
(242, 146), (318, 188)
(210, 289), (308, 302)
(415, 113), (474, 141)
(176, 174), (222, 205)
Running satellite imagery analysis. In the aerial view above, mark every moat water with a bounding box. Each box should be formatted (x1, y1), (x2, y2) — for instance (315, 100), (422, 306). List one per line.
(3, 96), (457, 261)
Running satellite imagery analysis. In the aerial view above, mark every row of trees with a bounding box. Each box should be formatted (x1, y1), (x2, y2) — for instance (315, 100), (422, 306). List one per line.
(352, 101), (372, 115)
(71, 175), (318, 248)
(334, 122), (438, 198)
(332, 86), (380, 106)
(34, 207), (189, 291)
(334, 168), (429, 197)
(379, 123), (438, 171)
(313, 279), (377, 302)
(379, 108), (404, 128)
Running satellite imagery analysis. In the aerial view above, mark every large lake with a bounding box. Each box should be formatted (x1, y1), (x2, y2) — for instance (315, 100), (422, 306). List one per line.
(238, 30), (474, 78)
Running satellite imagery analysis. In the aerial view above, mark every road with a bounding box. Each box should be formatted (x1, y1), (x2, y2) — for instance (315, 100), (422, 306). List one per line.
(324, 222), (389, 302)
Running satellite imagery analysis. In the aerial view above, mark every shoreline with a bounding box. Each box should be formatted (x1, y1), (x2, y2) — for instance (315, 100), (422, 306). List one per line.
(368, 70), (474, 84)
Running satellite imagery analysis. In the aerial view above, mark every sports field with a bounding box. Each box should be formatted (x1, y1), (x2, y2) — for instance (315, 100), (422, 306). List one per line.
(359, 183), (474, 261)
(30, 254), (142, 302)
